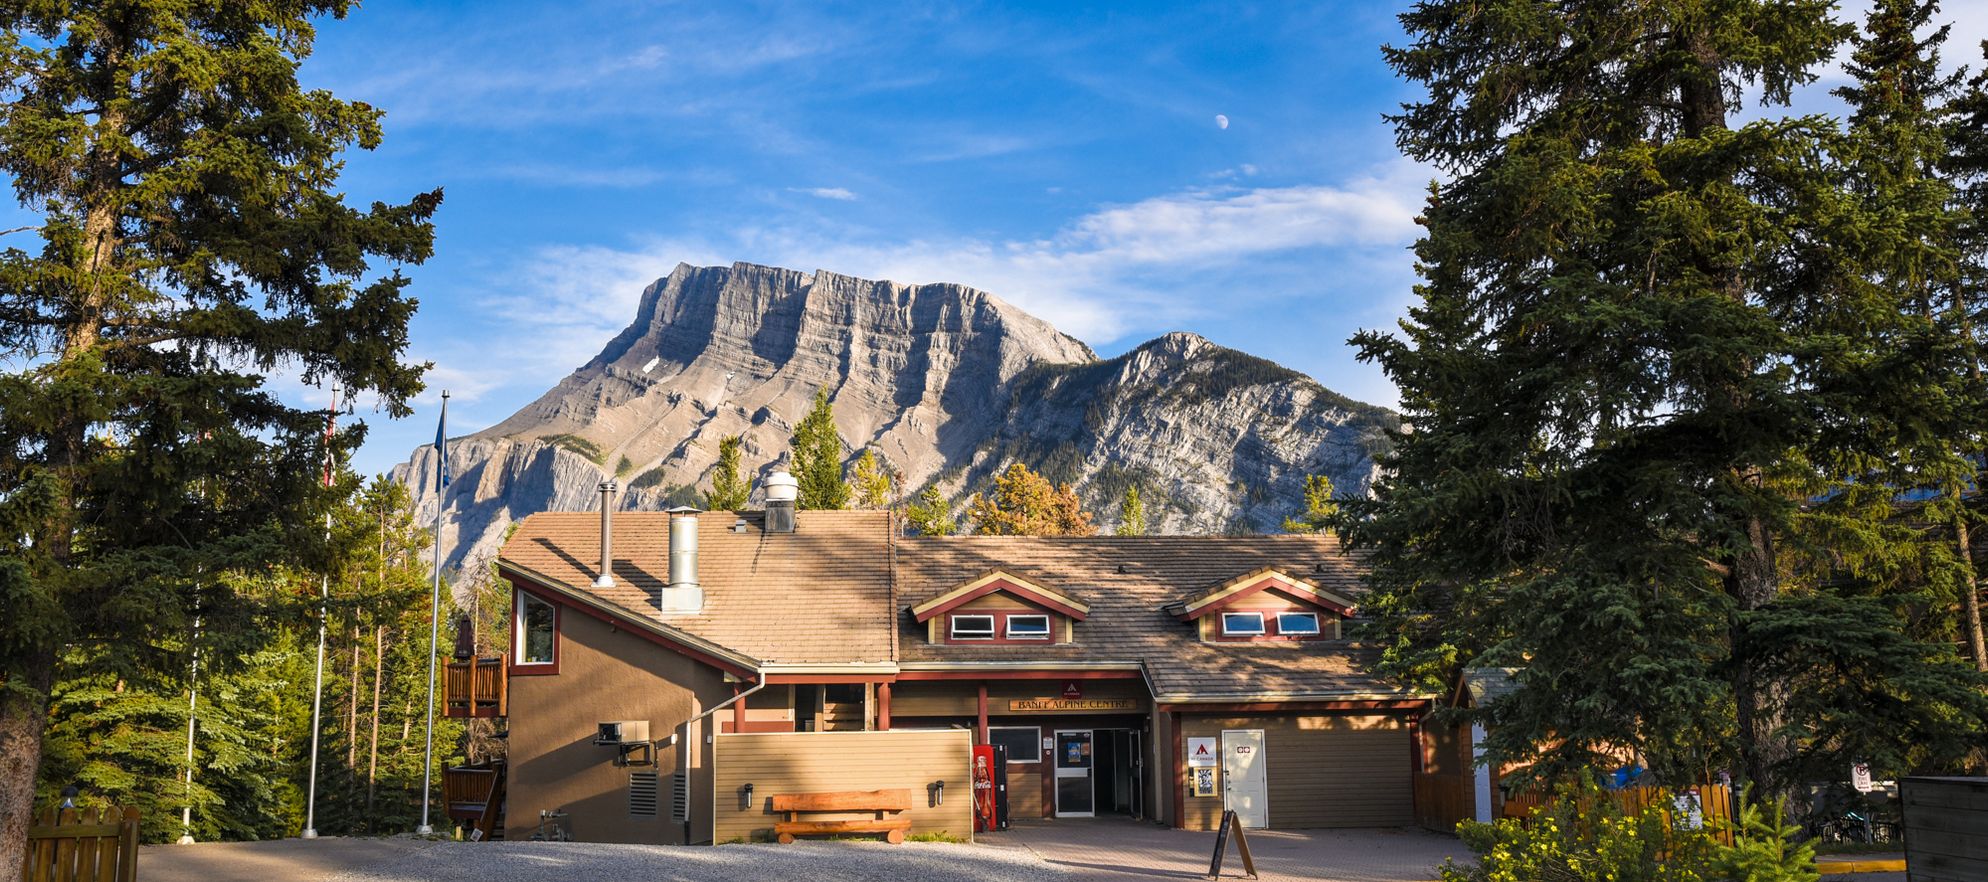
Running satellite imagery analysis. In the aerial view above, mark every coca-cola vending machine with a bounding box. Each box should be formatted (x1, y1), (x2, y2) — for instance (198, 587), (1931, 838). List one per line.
(972, 744), (1010, 832)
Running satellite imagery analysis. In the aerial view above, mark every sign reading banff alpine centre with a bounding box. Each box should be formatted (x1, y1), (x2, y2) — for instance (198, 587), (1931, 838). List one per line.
(1008, 698), (1140, 712)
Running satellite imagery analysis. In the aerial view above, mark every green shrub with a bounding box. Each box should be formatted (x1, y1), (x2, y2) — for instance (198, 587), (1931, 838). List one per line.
(907, 830), (966, 843)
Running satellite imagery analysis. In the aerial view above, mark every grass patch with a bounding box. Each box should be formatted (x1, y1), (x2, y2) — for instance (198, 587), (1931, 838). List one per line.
(907, 830), (966, 843)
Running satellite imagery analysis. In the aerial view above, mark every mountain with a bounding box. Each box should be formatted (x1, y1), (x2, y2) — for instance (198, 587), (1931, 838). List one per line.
(395, 261), (1395, 571)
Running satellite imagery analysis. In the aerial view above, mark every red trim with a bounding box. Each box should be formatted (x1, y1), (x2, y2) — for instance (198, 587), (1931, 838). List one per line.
(896, 670), (1141, 681)
(913, 578), (1089, 622)
(944, 611), (1061, 645)
(1158, 699), (1431, 714)
(1173, 576), (1354, 621)
(733, 686), (747, 733)
(878, 683), (891, 730)
(508, 586), (561, 676)
(762, 673), (894, 684)
(501, 574), (756, 678)
(1209, 609), (1327, 642)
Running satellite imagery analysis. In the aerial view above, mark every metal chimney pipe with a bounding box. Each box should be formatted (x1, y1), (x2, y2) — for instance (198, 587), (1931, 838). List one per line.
(662, 506), (703, 613)
(594, 480), (617, 588)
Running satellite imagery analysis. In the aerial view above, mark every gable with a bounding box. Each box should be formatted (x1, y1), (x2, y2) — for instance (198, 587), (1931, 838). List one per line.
(1166, 568), (1357, 621)
(909, 570), (1090, 622)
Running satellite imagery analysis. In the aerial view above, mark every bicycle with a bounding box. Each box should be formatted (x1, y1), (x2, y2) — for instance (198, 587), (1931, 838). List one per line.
(528, 809), (572, 842)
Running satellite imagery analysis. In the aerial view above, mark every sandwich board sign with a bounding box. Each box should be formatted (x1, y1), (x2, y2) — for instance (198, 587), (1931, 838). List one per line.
(1188, 737), (1218, 768)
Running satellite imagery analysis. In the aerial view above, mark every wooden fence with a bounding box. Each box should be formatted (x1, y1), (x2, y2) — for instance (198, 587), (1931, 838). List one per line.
(443, 654), (506, 718)
(22, 806), (138, 882)
(1412, 771), (1472, 833)
(1500, 782), (1735, 846)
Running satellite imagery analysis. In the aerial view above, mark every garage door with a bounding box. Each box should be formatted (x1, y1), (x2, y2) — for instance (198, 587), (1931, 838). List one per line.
(1183, 714), (1411, 828)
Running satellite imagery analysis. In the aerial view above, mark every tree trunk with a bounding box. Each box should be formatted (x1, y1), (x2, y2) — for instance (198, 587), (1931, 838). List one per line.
(0, 651), (57, 876)
(1729, 508), (1790, 796)
(368, 624), (384, 817)
(1959, 514), (1987, 672)
(348, 622), (361, 769)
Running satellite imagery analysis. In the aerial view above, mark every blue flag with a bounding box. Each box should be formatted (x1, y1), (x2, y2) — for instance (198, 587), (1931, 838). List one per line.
(434, 397), (450, 491)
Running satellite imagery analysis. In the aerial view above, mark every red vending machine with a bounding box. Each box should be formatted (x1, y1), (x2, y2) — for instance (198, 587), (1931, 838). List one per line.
(973, 744), (997, 832)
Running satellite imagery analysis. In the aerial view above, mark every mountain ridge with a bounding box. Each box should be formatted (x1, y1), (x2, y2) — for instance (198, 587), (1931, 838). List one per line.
(395, 261), (1394, 571)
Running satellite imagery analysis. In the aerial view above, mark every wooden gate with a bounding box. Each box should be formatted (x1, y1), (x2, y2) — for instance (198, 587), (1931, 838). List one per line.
(23, 806), (139, 882)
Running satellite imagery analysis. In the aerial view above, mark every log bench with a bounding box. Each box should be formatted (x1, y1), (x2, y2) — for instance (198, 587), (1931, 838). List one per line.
(770, 788), (914, 844)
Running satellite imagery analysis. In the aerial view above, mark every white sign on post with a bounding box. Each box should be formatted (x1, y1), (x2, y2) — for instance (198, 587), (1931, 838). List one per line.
(1187, 737), (1218, 768)
(1851, 763), (1873, 793)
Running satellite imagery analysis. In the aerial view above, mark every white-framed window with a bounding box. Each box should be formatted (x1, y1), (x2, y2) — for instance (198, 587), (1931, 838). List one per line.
(950, 614), (996, 640)
(515, 589), (556, 664)
(988, 726), (1042, 765)
(1277, 612), (1322, 636)
(1005, 614), (1052, 640)
(1220, 611), (1266, 636)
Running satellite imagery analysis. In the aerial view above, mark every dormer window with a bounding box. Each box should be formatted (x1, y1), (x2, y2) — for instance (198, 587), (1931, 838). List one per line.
(1221, 612), (1266, 636)
(949, 614), (996, 640)
(1277, 612), (1321, 636)
(1006, 615), (1051, 640)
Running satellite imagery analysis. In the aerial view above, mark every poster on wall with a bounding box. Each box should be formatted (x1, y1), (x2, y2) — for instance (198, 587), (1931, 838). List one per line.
(1191, 766), (1218, 797)
(1187, 737), (1217, 768)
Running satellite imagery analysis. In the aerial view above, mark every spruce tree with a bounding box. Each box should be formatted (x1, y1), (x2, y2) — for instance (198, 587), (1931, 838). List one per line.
(1945, 26), (1988, 671)
(1280, 475), (1337, 534)
(704, 435), (750, 511)
(850, 449), (893, 510)
(1348, 0), (1986, 801)
(0, 2), (438, 860)
(905, 486), (956, 536)
(1115, 486), (1146, 536)
(788, 389), (850, 510)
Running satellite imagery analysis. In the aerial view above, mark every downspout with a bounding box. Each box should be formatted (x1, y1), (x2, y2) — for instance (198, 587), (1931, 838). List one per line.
(679, 672), (767, 845)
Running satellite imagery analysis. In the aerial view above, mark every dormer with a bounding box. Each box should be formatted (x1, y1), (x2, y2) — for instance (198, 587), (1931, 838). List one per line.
(910, 570), (1090, 645)
(1163, 568), (1356, 643)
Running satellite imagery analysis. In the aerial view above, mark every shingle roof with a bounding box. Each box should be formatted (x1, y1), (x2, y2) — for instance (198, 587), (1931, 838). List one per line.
(895, 533), (1414, 701)
(499, 510), (895, 665)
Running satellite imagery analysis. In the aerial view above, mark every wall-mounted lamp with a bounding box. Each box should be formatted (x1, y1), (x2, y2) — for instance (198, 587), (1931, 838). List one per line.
(740, 782), (755, 811)
(930, 780), (945, 807)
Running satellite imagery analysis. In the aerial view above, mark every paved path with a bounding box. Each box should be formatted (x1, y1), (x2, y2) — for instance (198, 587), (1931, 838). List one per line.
(983, 818), (1471, 882)
(139, 837), (437, 882)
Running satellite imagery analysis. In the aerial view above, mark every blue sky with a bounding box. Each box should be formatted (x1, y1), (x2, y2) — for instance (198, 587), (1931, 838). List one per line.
(273, 1), (1984, 476)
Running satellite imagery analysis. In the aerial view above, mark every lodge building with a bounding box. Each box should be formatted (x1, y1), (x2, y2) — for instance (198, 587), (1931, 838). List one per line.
(452, 476), (1447, 844)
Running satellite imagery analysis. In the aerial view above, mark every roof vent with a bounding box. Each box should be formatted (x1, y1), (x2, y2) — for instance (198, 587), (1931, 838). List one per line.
(593, 480), (618, 588)
(763, 471), (798, 534)
(732, 518), (748, 533)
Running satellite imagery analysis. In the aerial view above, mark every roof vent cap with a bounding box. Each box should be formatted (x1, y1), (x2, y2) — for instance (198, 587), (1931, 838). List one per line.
(764, 471), (799, 503)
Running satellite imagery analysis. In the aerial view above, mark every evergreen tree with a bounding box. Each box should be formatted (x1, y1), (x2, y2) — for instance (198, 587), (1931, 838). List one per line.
(1347, 0), (1987, 803)
(850, 449), (894, 510)
(1280, 475), (1337, 534)
(1115, 486), (1146, 536)
(704, 435), (750, 511)
(967, 463), (1096, 536)
(788, 389), (850, 510)
(905, 486), (957, 536)
(0, 2), (438, 861)
(1944, 24), (1988, 672)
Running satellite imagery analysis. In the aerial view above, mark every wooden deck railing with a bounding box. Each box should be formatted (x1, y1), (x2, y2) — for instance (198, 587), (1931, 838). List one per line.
(23, 806), (138, 882)
(444, 654), (506, 718)
(444, 762), (507, 841)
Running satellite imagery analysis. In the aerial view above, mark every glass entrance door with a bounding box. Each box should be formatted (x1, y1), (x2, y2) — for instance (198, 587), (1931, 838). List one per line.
(1053, 730), (1094, 817)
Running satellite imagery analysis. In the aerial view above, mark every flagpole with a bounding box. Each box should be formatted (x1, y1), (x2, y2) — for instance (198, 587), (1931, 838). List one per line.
(303, 384), (339, 840)
(417, 390), (448, 835)
(177, 607), (199, 845)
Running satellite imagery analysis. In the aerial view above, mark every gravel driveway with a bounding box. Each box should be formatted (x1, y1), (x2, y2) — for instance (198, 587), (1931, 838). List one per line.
(324, 840), (1061, 882)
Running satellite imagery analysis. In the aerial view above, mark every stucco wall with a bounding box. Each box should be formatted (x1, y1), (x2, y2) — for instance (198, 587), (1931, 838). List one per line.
(711, 730), (974, 843)
(505, 599), (733, 844)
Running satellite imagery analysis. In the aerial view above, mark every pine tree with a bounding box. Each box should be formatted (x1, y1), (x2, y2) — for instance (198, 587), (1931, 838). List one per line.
(705, 435), (751, 511)
(905, 486), (957, 536)
(967, 463), (1096, 536)
(788, 389), (850, 510)
(1347, 0), (1987, 803)
(1280, 475), (1337, 534)
(850, 450), (894, 510)
(1115, 486), (1146, 536)
(0, 2), (438, 862)
(1944, 22), (1988, 672)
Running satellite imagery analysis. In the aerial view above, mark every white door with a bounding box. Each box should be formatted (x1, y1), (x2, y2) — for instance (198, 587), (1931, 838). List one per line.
(1053, 730), (1094, 817)
(1222, 729), (1268, 828)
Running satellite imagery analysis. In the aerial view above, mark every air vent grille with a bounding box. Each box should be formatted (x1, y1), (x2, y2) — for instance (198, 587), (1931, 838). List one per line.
(670, 772), (689, 820)
(629, 771), (659, 818)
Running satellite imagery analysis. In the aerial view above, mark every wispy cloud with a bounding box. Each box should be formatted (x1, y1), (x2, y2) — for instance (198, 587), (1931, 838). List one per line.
(790, 186), (858, 201)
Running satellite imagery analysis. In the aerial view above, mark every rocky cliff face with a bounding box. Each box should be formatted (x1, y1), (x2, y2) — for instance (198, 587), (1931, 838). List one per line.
(396, 261), (1394, 570)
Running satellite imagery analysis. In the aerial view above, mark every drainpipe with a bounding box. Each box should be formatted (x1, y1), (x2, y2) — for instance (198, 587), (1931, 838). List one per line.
(679, 673), (767, 845)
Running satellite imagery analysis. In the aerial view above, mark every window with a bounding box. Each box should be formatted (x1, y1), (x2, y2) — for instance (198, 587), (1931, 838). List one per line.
(1005, 614), (1051, 640)
(1277, 612), (1322, 636)
(1221, 612), (1265, 636)
(516, 590), (556, 665)
(988, 726), (1042, 765)
(950, 614), (995, 640)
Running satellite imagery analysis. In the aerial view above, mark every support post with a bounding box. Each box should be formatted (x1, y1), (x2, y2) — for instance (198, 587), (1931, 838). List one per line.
(877, 683), (892, 731)
(733, 690), (747, 734)
(976, 685), (989, 744)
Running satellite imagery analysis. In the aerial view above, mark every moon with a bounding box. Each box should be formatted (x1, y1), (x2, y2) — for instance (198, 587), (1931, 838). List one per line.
(1215, 114), (1230, 130)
